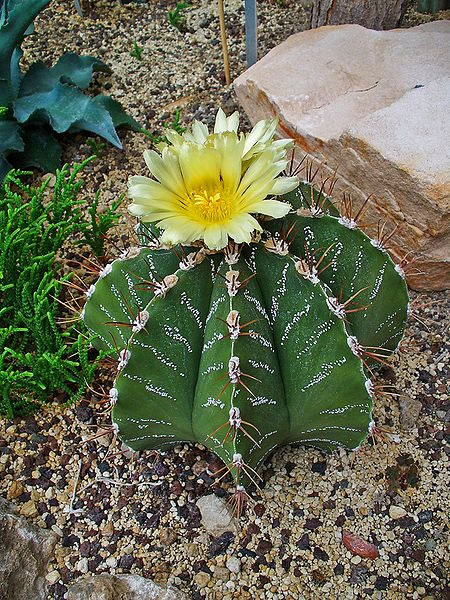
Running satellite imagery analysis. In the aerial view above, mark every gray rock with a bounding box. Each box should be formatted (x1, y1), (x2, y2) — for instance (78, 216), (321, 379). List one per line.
(196, 494), (238, 536)
(0, 499), (57, 600)
(235, 22), (450, 291)
(68, 574), (186, 600)
(399, 396), (422, 430)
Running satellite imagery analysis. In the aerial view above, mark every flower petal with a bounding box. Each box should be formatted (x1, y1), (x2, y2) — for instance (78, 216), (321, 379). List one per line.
(244, 199), (291, 218)
(203, 224), (228, 250)
(143, 148), (186, 197)
(158, 216), (205, 244)
(178, 143), (221, 192)
(225, 213), (261, 244)
(269, 176), (299, 196)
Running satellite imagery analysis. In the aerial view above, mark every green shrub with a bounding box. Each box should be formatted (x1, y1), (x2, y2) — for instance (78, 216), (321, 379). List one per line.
(0, 159), (116, 417)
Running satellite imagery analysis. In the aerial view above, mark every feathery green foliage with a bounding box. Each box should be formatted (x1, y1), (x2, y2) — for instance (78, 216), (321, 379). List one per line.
(130, 40), (144, 61)
(0, 159), (116, 417)
(167, 2), (190, 31)
(141, 109), (186, 146)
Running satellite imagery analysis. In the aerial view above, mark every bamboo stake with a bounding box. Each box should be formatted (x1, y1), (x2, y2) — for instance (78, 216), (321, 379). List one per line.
(218, 0), (231, 85)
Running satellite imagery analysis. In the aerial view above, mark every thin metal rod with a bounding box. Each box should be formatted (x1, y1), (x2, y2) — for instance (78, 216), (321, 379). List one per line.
(218, 0), (231, 85)
(244, 0), (257, 67)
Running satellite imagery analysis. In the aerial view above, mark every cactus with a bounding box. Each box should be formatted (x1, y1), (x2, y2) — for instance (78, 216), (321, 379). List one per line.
(82, 111), (409, 509)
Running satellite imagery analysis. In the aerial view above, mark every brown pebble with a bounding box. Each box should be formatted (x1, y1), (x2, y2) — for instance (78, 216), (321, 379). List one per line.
(343, 530), (379, 559)
(7, 480), (24, 500)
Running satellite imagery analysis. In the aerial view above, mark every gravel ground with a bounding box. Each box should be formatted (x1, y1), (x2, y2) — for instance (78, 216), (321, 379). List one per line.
(1, 1), (449, 599)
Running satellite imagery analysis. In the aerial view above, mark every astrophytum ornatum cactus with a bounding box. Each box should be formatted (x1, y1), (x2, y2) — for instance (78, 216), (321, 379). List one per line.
(82, 110), (409, 509)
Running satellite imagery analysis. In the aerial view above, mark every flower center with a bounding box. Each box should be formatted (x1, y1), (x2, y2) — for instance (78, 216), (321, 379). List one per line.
(190, 188), (231, 223)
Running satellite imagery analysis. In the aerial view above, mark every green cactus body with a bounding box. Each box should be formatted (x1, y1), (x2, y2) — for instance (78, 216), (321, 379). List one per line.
(82, 185), (408, 492)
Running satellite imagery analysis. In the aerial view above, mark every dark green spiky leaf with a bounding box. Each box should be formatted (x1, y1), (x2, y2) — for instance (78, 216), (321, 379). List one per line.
(11, 126), (61, 172)
(20, 54), (111, 97)
(13, 82), (123, 147)
(0, 154), (13, 181)
(9, 46), (22, 97)
(0, 119), (23, 153)
(92, 94), (141, 130)
(0, 0), (51, 83)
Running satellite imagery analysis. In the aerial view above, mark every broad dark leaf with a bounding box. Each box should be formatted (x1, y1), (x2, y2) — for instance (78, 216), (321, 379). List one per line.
(93, 94), (141, 130)
(0, 119), (23, 152)
(11, 126), (61, 172)
(0, 154), (14, 182)
(20, 54), (111, 96)
(13, 82), (122, 147)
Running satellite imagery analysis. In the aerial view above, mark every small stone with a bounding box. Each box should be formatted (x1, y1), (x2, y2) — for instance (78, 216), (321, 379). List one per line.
(256, 539), (273, 556)
(375, 575), (389, 591)
(389, 505), (407, 520)
(342, 531), (379, 559)
(210, 531), (234, 556)
(185, 543), (200, 557)
(196, 495), (238, 536)
(77, 558), (89, 574)
(160, 528), (177, 546)
(399, 396), (422, 431)
(20, 500), (38, 518)
(118, 554), (134, 570)
(193, 572), (211, 588)
(418, 510), (433, 524)
(226, 557), (241, 574)
(67, 574), (187, 599)
(106, 556), (117, 568)
(214, 566), (229, 581)
(304, 518), (322, 530)
(46, 569), (60, 584)
(192, 460), (208, 476)
(102, 521), (114, 536)
(351, 555), (362, 564)
(7, 481), (24, 500)
(313, 546), (329, 562)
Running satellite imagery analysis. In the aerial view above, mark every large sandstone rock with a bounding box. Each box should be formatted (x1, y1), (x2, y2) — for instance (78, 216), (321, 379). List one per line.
(235, 22), (450, 291)
(68, 574), (186, 600)
(0, 498), (57, 600)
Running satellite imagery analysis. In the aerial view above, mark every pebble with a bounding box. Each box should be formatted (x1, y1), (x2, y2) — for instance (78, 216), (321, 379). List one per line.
(389, 505), (407, 519)
(196, 494), (238, 536)
(214, 566), (230, 581)
(193, 572), (211, 588)
(19, 499), (38, 518)
(106, 556), (117, 568)
(226, 557), (241, 574)
(7, 480), (24, 500)
(46, 569), (60, 584)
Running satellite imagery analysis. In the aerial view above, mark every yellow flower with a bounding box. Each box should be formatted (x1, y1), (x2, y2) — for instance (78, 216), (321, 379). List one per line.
(128, 108), (298, 250)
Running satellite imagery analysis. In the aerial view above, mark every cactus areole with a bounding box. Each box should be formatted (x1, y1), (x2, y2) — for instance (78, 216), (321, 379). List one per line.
(82, 109), (409, 504)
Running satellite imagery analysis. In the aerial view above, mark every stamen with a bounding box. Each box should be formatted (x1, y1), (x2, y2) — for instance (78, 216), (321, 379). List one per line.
(191, 188), (231, 222)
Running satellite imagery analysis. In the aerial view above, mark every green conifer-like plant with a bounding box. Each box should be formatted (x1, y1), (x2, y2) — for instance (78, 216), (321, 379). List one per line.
(82, 110), (409, 511)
